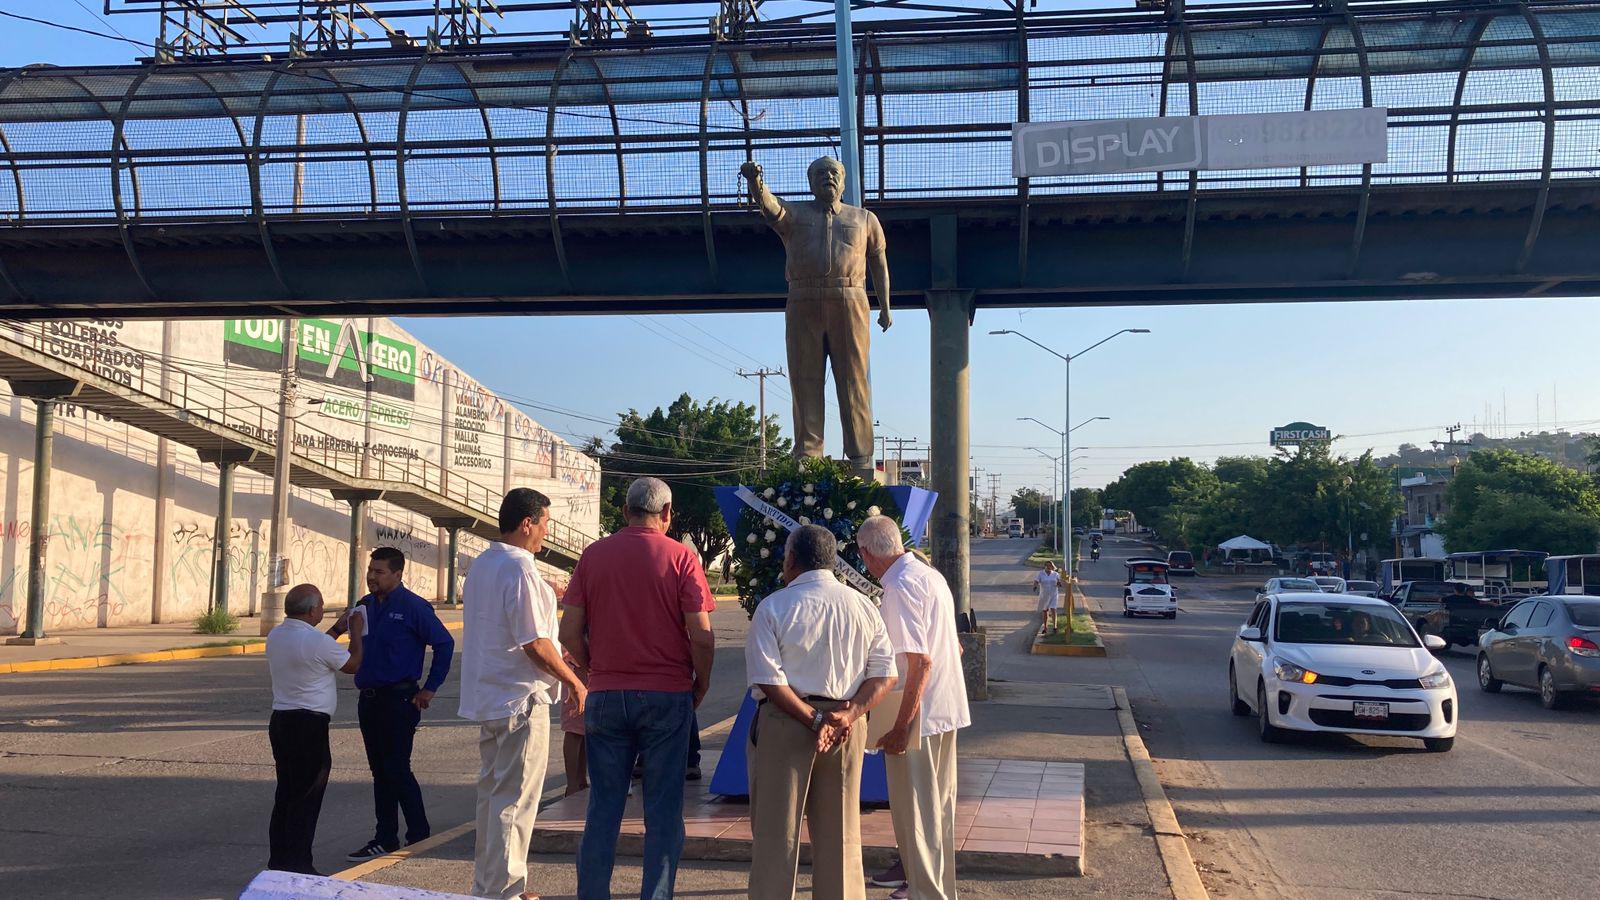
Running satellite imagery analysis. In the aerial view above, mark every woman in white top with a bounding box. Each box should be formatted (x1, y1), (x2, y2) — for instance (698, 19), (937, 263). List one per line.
(1033, 561), (1063, 633)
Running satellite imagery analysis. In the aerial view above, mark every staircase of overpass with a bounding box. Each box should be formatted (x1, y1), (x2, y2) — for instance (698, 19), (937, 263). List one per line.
(0, 323), (592, 572)
(4, 0), (1600, 314)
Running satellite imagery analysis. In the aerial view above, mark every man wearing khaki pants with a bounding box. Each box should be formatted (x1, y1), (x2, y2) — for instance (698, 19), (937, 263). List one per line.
(859, 516), (972, 900)
(745, 525), (897, 900)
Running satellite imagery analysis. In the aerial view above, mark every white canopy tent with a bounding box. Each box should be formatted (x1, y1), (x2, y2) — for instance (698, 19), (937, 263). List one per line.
(1219, 535), (1272, 552)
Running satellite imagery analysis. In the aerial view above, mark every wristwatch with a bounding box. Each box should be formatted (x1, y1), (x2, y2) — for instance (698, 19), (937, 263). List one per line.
(810, 709), (826, 731)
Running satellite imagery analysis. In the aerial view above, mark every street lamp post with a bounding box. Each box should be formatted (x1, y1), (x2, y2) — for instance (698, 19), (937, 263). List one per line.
(1030, 447), (1061, 552)
(996, 328), (1149, 572)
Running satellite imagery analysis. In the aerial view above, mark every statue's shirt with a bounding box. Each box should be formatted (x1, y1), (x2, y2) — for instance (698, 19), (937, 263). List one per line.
(763, 197), (887, 291)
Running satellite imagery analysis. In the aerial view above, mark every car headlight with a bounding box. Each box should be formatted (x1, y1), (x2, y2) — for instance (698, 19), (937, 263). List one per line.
(1272, 660), (1318, 684)
(1419, 670), (1452, 690)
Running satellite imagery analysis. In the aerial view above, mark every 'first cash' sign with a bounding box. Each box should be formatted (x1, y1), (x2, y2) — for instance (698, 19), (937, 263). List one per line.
(1012, 108), (1387, 178)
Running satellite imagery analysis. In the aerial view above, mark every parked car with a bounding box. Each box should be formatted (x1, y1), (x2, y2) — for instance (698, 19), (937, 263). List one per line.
(1312, 576), (1347, 594)
(1302, 552), (1338, 576)
(1124, 558), (1177, 619)
(1257, 577), (1323, 602)
(1167, 550), (1196, 576)
(1478, 597), (1600, 709)
(1344, 580), (1381, 598)
(1228, 592), (1456, 751)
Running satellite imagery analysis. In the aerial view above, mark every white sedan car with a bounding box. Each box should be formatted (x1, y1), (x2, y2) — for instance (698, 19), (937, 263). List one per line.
(1312, 576), (1347, 593)
(1228, 592), (1457, 752)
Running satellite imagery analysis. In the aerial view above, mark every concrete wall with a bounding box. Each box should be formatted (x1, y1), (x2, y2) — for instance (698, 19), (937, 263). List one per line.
(0, 318), (599, 633)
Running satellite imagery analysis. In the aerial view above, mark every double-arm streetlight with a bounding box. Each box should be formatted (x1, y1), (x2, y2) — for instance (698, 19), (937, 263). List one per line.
(1029, 447), (1062, 551)
(996, 327), (1149, 571)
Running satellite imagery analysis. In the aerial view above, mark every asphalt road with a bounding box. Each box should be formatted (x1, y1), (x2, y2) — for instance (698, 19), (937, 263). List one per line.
(0, 601), (758, 899)
(1078, 535), (1600, 900)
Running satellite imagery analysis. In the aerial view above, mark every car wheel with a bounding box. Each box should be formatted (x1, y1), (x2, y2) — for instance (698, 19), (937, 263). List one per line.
(1257, 683), (1282, 743)
(1165, 611), (1177, 619)
(1539, 665), (1564, 710)
(1477, 654), (1503, 693)
(1423, 736), (1454, 753)
(1229, 666), (1250, 716)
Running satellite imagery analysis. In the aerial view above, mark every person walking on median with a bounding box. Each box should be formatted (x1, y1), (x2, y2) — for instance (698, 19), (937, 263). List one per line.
(1033, 561), (1062, 634)
(458, 488), (588, 900)
(859, 516), (972, 900)
(746, 524), (897, 900)
(328, 546), (455, 862)
(560, 476), (717, 900)
(265, 583), (363, 876)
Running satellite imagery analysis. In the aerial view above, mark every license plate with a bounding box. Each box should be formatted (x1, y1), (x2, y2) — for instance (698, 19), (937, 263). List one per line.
(1352, 701), (1389, 720)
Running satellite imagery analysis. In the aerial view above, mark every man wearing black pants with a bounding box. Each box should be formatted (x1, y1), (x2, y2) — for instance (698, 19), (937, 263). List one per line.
(265, 584), (363, 875)
(330, 547), (455, 862)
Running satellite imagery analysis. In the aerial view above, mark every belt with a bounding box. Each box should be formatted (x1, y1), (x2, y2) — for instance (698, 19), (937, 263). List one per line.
(271, 708), (331, 721)
(788, 277), (862, 289)
(359, 680), (418, 699)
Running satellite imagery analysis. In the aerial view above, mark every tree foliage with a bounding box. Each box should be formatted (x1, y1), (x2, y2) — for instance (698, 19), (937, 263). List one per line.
(588, 393), (789, 569)
(1441, 450), (1600, 554)
(1071, 488), (1102, 529)
(1011, 487), (1049, 528)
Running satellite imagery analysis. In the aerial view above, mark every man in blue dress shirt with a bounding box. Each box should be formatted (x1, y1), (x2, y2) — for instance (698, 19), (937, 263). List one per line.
(329, 546), (455, 862)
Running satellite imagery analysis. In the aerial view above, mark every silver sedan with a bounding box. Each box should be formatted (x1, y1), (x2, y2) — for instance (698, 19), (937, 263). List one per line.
(1478, 596), (1600, 709)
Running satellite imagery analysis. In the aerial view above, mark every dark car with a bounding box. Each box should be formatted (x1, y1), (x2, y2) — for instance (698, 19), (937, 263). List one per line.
(1167, 550), (1196, 575)
(1478, 597), (1600, 708)
(1391, 581), (1500, 647)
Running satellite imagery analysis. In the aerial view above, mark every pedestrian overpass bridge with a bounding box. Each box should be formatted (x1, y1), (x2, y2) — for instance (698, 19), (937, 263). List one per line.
(3, 0), (1599, 315)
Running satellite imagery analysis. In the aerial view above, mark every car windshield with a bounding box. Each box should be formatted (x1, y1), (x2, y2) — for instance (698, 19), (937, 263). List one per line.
(1564, 602), (1600, 627)
(1275, 602), (1420, 647)
(1130, 571), (1168, 584)
(1346, 581), (1379, 592)
(1313, 578), (1345, 590)
(1169, 552), (1192, 563)
(1274, 578), (1320, 592)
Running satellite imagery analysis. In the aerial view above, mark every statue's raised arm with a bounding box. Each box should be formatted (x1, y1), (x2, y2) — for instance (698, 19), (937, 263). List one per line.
(740, 161), (785, 222)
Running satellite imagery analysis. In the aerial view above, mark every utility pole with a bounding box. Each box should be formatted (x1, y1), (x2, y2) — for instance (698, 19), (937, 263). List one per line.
(987, 473), (1002, 535)
(738, 367), (783, 473)
(883, 436), (919, 485)
(261, 319), (299, 635)
(1430, 423), (1472, 474)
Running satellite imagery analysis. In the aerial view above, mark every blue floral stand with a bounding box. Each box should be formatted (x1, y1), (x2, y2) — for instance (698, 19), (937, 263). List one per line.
(707, 483), (938, 800)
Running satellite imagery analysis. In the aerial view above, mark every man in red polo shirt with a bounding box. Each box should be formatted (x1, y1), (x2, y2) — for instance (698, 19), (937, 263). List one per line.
(560, 476), (716, 900)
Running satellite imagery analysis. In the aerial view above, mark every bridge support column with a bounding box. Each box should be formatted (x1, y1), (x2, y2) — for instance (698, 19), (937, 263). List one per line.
(432, 518), (475, 608)
(337, 490), (382, 611)
(7, 382), (78, 645)
(200, 449), (259, 618)
(926, 215), (984, 698)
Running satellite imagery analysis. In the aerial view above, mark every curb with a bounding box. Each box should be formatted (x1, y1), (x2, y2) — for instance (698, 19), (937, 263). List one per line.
(0, 619), (463, 676)
(1110, 685), (1209, 900)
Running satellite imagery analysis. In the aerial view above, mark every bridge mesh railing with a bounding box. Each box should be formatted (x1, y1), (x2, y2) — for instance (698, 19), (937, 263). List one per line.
(3, 1), (1600, 225)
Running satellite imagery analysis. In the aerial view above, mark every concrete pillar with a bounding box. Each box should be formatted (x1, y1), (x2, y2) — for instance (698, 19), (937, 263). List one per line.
(432, 517), (473, 608)
(214, 461), (236, 614)
(335, 490), (381, 610)
(928, 289), (974, 624)
(9, 397), (60, 645)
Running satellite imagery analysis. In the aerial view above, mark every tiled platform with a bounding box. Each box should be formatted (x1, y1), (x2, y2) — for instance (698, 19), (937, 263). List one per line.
(531, 754), (1084, 876)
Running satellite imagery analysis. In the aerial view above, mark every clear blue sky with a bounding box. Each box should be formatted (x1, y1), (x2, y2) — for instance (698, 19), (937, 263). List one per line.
(7, 1), (1599, 502)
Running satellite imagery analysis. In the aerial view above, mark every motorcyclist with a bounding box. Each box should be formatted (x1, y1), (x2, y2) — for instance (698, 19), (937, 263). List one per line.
(1090, 544), (1101, 561)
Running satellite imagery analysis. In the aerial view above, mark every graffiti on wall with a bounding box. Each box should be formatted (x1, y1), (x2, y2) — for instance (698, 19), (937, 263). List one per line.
(0, 517), (153, 630)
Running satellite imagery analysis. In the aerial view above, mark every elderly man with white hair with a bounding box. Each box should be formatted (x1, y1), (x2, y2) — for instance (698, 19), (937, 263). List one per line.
(562, 476), (717, 900)
(857, 515), (971, 900)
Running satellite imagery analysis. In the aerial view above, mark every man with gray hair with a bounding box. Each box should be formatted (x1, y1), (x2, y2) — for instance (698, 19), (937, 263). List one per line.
(746, 524), (897, 900)
(264, 583), (363, 875)
(857, 516), (971, 900)
(562, 476), (716, 899)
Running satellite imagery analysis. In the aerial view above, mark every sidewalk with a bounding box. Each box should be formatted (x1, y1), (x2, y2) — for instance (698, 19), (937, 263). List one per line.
(0, 606), (465, 673)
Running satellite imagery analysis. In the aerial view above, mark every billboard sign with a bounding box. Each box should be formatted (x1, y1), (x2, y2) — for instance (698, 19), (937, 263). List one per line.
(1270, 422), (1332, 448)
(1012, 107), (1387, 178)
(224, 318), (416, 401)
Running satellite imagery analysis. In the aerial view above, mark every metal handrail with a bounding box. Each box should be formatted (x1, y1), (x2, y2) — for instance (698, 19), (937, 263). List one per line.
(0, 322), (596, 558)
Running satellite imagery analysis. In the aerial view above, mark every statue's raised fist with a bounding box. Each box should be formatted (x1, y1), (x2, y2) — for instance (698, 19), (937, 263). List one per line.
(739, 160), (764, 181)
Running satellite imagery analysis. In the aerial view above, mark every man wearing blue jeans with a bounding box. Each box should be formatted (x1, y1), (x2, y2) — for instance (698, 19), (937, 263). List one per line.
(561, 478), (716, 900)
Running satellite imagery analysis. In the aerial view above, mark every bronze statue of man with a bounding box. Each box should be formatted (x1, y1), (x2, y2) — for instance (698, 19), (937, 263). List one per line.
(740, 156), (892, 480)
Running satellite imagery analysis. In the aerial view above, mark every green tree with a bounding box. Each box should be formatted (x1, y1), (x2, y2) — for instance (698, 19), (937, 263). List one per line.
(1070, 487), (1102, 529)
(1441, 449), (1600, 554)
(1101, 458), (1216, 548)
(1011, 487), (1049, 529)
(590, 393), (788, 569)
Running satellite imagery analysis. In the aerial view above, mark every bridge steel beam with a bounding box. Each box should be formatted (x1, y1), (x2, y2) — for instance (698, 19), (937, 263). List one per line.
(1517, 2), (1558, 274)
(1339, 0), (1376, 278)
(0, 69), (26, 303)
(248, 68), (295, 298)
(432, 517), (477, 607)
(395, 55), (436, 295)
(698, 40), (722, 288)
(544, 51), (577, 292)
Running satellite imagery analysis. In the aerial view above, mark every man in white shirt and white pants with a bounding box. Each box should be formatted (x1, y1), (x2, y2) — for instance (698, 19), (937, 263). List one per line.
(265, 583), (363, 876)
(457, 488), (587, 900)
(746, 524), (897, 900)
(859, 516), (972, 900)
